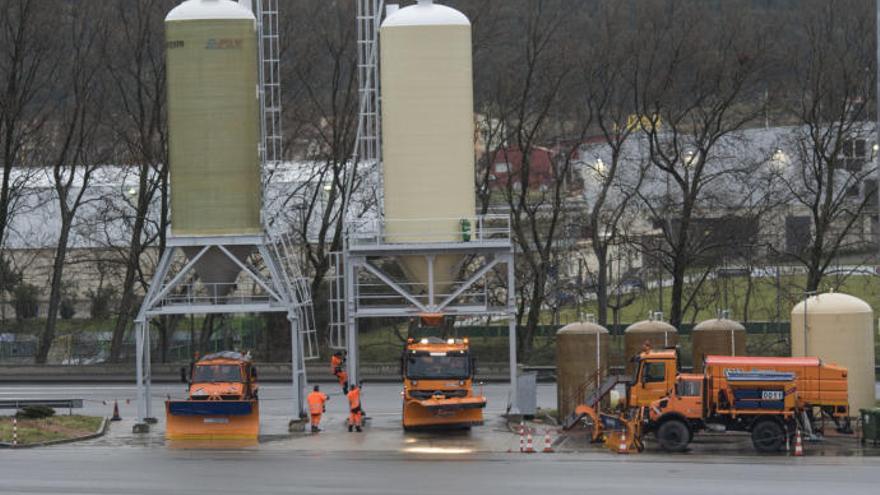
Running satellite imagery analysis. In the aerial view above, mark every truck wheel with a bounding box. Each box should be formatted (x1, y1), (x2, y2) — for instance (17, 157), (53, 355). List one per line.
(751, 419), (785, 453)
(657, 420), (690, 452)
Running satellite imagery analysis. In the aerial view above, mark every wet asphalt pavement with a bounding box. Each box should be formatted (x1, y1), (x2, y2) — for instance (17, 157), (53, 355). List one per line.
(0, 382), (878, 495)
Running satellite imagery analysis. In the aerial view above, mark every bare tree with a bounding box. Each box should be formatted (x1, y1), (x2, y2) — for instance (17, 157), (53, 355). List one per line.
(36, 4), (110, 363)
(775, 0), (877, 292)
(476, 0), (590, 359)
(104, 0), (173, 362)
(0, 0), (55, 315)
(631, 0), (770, 327)
(579, 3), (648, 327)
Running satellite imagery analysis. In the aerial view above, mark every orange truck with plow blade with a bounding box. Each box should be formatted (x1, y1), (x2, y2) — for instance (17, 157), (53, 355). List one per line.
(166, 351), (259, 440)
(401, 337), (486, 430)
(565, 349), (850, 453)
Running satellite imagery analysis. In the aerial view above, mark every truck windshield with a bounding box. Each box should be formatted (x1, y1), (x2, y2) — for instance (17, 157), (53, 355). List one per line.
(406, 354), (470, 380)
(193, 364), (242, 383)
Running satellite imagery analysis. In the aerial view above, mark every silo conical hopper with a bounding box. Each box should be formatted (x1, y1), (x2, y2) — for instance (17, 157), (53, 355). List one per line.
(182, 246), (253, 297)
(380, 0), (476, 296)
(166, 0), (262, 237)
(624, 317), (678, 375)
(556, 322), (609, 422)
(692, 316), (746, 373)
(791, 292), (876, 412)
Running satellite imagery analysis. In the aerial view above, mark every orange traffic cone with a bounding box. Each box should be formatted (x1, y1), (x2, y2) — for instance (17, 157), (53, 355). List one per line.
(542, 429), (554, 453)
(111, 400), (122, 421)
(793, 429), (804, 457)
(618, 431), (628, 454)
(525, 430), (535, 453)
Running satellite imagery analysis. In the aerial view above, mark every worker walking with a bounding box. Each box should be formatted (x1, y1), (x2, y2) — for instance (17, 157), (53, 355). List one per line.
(306, 385), (329, 433)
(347, 384), (363, 432)
(331, 351), (349, 395)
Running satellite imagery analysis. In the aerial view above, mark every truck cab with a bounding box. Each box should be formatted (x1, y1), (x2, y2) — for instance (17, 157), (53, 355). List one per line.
(401, 337), (486, 429)
(183, 351), (258, 401)
(629, 349), (679, 408)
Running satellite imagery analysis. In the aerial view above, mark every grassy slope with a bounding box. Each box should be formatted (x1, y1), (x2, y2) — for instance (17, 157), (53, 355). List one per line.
(0, 415), (103, 445)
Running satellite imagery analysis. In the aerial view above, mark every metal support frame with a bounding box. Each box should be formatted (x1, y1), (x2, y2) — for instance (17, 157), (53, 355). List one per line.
(339, 234), (519, 414)
(132, 235), (314, 432)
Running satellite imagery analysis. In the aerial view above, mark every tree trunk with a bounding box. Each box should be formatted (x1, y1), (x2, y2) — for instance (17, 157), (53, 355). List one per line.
(36, 216), (72, 364)
(669, 259), (686, 328)
(519, 270), (545, 362)
(109, 168), (149, 362)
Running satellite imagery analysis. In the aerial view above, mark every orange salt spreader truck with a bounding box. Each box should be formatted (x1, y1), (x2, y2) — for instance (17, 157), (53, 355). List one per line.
(165, 351), (260, 440)
(401, 337), (486, 430)
(565, 349), (850, 453)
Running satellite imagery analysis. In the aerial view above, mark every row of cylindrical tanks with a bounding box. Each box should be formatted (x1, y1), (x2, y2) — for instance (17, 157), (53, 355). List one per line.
(557, 292), (877, 420)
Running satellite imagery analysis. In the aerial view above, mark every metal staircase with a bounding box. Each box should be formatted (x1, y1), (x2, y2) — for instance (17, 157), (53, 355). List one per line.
(561, 374), (632, 430)
(267, 234), (319, 361)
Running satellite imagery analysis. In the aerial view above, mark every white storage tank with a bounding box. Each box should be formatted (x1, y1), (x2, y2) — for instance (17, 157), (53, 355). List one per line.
(166, 0), (260, 294)
(380, 0), (476, 294)
(165, 0), (261, 237)
(791, 292), (877, 413)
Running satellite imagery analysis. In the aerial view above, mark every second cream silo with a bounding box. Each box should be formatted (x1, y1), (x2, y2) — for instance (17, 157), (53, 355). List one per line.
(380, 0), (475, 294)
(556, 322), (609, 421)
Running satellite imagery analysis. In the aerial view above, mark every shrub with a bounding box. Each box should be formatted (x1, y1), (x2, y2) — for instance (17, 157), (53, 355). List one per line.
(15, 405), (56, 419)
(12, 283), (40, 320)
(59, 298), (76, 320)
(87, 287), (116, 320)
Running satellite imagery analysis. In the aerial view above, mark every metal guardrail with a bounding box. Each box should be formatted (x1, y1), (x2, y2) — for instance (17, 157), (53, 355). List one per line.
(0, 399), (83, 413)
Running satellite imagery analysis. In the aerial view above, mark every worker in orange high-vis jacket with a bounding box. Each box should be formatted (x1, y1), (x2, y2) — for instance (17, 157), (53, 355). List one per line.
(331, 351), (349, 395)
(306, 385), (329, 433)
(347, 384), (363, 432)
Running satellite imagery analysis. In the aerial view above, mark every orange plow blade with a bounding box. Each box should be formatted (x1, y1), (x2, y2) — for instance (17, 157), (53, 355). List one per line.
(165, 400), (259, 440)
(403, 396), (486, 428)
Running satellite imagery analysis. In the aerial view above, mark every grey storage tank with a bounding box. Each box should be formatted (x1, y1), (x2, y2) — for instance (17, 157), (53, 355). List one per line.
(556, 321), (609, 422)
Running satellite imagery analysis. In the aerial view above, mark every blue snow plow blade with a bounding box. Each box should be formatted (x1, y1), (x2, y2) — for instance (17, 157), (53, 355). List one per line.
(168, 400), (254, 416)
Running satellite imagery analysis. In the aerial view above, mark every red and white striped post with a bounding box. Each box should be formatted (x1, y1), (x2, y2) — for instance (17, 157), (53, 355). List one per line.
(12, 416), (18, 447)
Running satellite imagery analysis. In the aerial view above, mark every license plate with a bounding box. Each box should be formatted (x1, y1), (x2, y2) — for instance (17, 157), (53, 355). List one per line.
(761, 391), (783, 401)
(203, 418), (229, 424)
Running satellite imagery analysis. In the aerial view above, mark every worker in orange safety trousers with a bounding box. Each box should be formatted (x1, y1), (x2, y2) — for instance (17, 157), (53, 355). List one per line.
(307, 385), (329, 433)
(347, 384), (363, 432)
(331, 351), (349, 395)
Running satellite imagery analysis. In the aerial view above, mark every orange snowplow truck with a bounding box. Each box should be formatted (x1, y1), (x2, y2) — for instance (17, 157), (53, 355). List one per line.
(165, 351), (259, 440)
(642, 352), (850, 453)
(401, 337), (486, 430)
(569, 349), (850, 453)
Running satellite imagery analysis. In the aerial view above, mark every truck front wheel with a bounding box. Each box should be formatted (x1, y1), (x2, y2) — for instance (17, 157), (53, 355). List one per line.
(751, 419), (785, 453)
(657, 419), (690, 452)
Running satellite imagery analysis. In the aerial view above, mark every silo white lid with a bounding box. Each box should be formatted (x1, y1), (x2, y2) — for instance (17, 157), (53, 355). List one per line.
(382, 0), (470, 28)
(167, 0), (256, 22)
(791, 291), (873, 315)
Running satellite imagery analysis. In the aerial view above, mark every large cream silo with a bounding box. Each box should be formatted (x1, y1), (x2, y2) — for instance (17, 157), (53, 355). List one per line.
(166, 0), (261, 237)
(791, 292), (876, 413)
(380, 0), (476, 294)
(556, 322), (609, 421)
